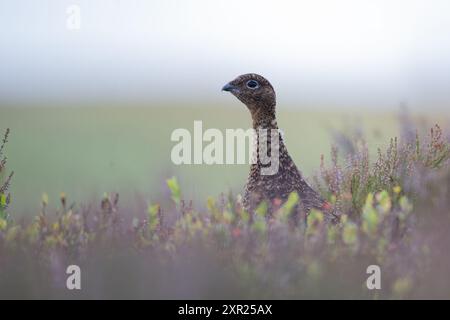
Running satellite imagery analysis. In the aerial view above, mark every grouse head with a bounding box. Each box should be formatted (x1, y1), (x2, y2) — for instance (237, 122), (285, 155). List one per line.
(222, 73), (276, 126)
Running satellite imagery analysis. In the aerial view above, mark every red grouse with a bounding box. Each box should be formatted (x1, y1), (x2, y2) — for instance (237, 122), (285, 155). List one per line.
(222, 73), (334, 221)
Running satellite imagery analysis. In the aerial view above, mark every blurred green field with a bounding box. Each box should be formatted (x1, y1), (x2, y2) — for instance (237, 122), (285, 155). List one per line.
(0, 105), (403, 215)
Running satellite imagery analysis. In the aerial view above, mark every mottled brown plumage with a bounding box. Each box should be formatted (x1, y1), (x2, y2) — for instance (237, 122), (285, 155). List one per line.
(222, 73), (335, 222)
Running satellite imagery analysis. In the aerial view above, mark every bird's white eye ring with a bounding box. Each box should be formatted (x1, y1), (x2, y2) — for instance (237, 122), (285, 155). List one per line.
(246, 80), (260, 89)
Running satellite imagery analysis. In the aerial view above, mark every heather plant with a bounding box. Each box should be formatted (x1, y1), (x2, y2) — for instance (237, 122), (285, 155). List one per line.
(0, 122), (450, 299)
(0, 128), (13, 222)
(316, 123), (450, 214)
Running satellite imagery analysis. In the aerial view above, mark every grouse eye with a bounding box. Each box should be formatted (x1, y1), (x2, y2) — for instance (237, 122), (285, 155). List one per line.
(246, 80), (259, 89)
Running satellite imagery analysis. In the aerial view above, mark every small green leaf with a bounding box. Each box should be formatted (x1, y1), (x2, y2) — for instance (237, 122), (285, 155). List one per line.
(306, 209), (324, 236)
(148, 203), (160, 230)
(282, 192), (299, 216)
(362, 193), (379, 235)
(0, 217), (7, 230)
(166, 176), (181, 205)
(255, 201), (268, 217)
(342, 221), (358, 245)
(376, 190), (391, 215)
(0, 193), (6, 207)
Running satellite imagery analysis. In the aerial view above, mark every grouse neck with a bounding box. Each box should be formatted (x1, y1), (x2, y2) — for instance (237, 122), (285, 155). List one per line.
(251, 111), (278, 130)
(253, 118), (278, 131)
(251, 113), (283, 175)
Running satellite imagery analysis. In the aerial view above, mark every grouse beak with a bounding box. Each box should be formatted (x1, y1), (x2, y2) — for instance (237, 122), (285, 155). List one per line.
(222, 83), (237, 92)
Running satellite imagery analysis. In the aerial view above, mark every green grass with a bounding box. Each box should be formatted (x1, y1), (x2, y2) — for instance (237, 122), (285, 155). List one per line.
(1, 105), (400, 215)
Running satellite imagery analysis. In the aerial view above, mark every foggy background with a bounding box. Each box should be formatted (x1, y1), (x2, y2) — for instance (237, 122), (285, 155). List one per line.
(1, 0), (450, 110)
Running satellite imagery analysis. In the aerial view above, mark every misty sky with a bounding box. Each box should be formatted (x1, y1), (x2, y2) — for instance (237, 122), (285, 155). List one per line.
(1, 0), (450, 110)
